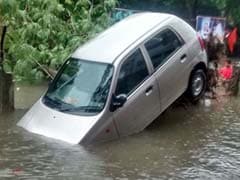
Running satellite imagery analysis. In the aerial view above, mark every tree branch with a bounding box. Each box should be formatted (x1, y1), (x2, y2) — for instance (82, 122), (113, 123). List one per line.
(33, 59), (54, 80)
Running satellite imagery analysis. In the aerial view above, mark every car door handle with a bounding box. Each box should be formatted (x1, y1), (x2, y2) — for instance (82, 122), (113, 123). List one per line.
(145, 86), (153, 96)
(180, 54), (187, 63)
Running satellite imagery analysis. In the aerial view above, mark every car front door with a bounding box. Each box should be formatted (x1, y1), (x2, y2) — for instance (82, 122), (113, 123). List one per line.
(112, 48), (161, 137)
(144, 28), (188, 112)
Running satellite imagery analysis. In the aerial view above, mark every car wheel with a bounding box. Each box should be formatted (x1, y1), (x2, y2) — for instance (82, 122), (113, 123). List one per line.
(187, 69), (206, 102)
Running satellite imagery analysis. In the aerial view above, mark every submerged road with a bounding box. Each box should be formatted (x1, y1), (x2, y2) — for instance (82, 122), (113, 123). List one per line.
(0, 84), (240, 179)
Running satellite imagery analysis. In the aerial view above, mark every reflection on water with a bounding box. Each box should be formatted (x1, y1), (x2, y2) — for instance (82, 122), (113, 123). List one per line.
(1, 84), (240, 179)
(14, 83), (47, 109)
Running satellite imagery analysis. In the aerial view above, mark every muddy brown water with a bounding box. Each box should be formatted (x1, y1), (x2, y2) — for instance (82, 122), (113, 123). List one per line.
(1, 84), (240, 179)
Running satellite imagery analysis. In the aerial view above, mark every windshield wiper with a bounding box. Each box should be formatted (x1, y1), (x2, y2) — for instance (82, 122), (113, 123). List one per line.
(60, 106), (102, 113)
(43, 95), (62, 108)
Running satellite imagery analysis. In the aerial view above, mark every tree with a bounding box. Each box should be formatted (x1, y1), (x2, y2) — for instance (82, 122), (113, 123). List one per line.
(0, 0), (117, 82)
(0, 26), (14, 112)
(212, 0), (240, 25)
(0, 0), (116, 112)
(118, 0), (222, 21)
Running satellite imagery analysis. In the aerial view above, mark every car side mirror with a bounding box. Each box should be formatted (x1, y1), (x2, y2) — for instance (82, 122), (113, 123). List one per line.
(110, 94), (127, 112)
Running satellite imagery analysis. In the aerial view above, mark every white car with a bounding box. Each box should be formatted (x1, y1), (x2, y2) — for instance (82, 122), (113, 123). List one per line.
(18, 12), (208, 144)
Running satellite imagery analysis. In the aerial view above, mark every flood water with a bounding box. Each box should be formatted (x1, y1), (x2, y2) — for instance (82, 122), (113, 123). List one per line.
(1, 84), (240, 179)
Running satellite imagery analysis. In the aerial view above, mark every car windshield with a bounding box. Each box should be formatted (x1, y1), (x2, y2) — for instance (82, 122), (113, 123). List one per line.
(43, 58), (113, 115)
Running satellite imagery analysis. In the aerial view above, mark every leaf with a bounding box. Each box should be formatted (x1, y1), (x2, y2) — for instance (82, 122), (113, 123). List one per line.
(3, 60), (13, 73)
(0, 0), (18, 16)
(35, 70), (44, 82)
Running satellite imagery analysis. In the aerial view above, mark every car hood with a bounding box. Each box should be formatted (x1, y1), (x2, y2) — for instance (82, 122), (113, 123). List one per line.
(17, 99), (99, 144)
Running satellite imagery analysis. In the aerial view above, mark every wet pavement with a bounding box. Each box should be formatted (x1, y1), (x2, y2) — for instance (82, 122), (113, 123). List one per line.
(1, 84), (240, 179)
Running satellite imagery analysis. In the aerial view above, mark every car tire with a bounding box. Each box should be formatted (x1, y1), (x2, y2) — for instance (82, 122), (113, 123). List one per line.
(187, 69), (206, 102)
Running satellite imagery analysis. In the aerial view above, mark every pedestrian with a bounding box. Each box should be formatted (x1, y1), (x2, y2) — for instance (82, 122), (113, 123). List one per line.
(218, 59), (233, 94)
(207, 62), (218, 98)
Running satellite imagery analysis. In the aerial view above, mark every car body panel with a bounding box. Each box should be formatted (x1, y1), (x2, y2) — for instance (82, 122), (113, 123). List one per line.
(18, 99), (106, 144)
(152, 45), (190, 112)
(113, 69), (161, 137)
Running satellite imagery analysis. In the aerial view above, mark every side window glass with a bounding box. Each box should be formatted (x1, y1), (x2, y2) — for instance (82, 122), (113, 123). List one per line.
(115, 49), (149, 96)
(145, 29), (183, 69)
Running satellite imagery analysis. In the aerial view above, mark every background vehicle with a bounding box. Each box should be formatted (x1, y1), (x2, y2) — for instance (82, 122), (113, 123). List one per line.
(18, 12), (207, 144)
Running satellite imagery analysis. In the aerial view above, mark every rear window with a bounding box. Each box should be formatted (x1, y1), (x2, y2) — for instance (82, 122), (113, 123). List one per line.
(145, 29), (183, 69)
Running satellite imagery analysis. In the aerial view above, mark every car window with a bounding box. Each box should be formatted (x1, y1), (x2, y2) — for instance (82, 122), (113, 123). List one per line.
(115, 49), (149, 96)
(145, 28), (183, 70)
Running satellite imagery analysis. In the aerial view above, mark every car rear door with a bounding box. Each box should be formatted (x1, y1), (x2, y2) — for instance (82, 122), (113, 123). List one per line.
(112, 48), (161, 137)
(144, 28), (189, 112)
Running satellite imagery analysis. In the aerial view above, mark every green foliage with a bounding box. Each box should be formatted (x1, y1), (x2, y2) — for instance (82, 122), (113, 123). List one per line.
(119, 0), (240, 24)
(118, 0), (220, 19)
(0, 0), (116, 82)
(212, 0), (240, 25)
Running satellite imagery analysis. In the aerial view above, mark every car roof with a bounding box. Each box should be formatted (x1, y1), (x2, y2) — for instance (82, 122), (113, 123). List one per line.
(72, 12), (173, 64)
